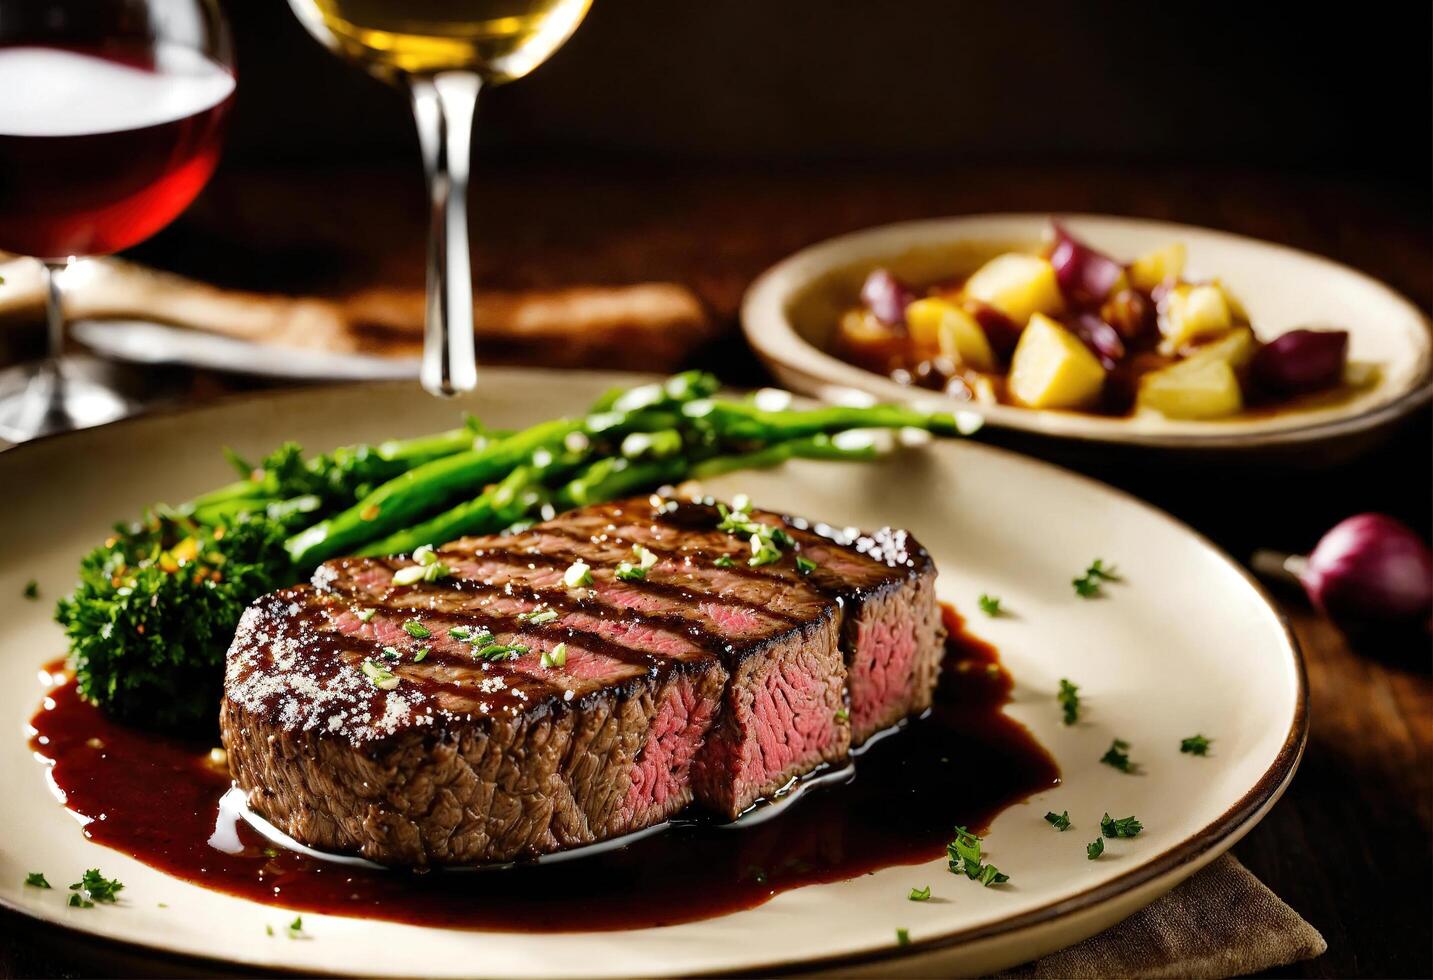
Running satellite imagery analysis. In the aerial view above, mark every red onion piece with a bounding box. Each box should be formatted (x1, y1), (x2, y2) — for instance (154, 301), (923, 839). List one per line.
(1253, 329), (1348, 395)
(967, 302), (1021, 361)
(1300, 514), (1433, 626)
(1071, 313), (1126, 369)
(859, 268), (917, 327)
(1050, 222), (1125, 303)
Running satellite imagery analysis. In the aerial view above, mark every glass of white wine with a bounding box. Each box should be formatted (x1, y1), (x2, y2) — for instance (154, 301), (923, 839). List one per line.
(286, 0), (593, 397)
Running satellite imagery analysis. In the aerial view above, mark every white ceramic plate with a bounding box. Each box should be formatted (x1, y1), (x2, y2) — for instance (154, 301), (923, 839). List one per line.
(742, 212), (1432, 449)
(0, 370), (1305, 977)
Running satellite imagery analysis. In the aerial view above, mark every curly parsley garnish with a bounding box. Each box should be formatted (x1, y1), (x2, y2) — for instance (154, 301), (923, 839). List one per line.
(1099, 738), (1136, 773)
(946, 826), (1009, 887)
(1072, 558), (1119, 598)
(24, 872), (51, 889)
(1086, 838), (1105, 860)
(1180, 734), (1211, 756)
(1044, 810), (1071, 831)
(908, 885), (931, 901)
(68, 869), (123, 906)
(1100, 813), (1143, 838)
(23, 579), (39, 600)
(1057, 678), (1080, 725)
(896, 928), (911, 946)
(977, 593), (1002, 616)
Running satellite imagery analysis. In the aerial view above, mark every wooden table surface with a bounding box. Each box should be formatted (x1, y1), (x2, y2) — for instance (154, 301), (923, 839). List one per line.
(1, 163), (1429, 978)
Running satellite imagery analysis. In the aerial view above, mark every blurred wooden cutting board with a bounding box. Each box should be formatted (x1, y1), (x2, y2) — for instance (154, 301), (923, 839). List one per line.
(0, 254), (714, 372)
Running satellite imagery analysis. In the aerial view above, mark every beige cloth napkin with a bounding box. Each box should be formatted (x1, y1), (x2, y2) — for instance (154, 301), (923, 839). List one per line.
(996, 854), (1326, 979)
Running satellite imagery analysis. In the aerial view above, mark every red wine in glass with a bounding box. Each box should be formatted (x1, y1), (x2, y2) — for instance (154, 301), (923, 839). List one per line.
(0, 27), (234, 443)
(0, 44), (235, 260)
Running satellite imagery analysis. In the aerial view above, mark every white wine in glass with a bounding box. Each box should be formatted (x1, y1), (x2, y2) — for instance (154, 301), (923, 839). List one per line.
(287, 0), (593, 397)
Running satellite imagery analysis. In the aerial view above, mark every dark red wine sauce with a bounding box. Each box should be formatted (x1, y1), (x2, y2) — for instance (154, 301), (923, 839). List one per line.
(27, 604), (1057, 932)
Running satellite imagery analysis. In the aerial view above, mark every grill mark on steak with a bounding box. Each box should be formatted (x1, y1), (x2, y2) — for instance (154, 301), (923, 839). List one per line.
(435, 544), (809, 627)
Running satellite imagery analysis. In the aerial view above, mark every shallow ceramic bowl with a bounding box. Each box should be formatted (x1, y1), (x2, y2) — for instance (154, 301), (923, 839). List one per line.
(742, 213), (1431, 451)
(0, 371), (1305, 976)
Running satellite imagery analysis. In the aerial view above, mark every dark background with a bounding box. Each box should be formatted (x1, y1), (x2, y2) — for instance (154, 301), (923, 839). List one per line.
(222, 1), (1431, 180)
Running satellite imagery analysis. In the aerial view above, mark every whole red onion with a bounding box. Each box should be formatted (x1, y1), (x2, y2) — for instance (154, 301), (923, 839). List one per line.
(1298, 514), (1432, 626)
(859, 268), (917, 327)
(1050, 222), (1125, 303)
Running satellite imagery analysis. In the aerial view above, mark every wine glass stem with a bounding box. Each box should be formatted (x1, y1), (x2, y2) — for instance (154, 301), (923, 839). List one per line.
(410, 71), (481, 398)
(41, 259), (69, 375)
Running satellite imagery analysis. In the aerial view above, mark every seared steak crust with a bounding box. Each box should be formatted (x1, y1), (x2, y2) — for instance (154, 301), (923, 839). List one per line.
(221, 496), (941, 866)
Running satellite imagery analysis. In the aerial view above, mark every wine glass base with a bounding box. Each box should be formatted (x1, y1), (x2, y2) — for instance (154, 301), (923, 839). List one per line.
(0, 361), (132, 443)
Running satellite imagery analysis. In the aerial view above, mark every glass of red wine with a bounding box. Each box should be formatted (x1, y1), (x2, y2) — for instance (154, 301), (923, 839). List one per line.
(0, 0), (234, 442)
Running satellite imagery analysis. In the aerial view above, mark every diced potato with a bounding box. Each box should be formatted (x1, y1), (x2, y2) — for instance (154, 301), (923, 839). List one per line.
(1158, 283), (1232, 352)
(1128, 242), (1187, 291)
(963, 253), (1064, 324)
(1136, 357), (1243, 420)
(905, 297), (996, 371)
(1185, 326), (1256, 371)
(1007, 313), (1106, 410)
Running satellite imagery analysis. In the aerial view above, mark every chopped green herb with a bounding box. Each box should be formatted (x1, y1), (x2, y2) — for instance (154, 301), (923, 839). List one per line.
(1044, 811), (1071, 832)
(615, 562), (647, 582)
(263, 847), (280, 858)
(68, 869), (123, 904)
(946, 826), (1009, 886)
(402, 619), (431, 639)
(563, 560), (593, 588)
(1099, 738), (1136, 773)
(356, 608), (377, 624)
(287, 915), (304, 938)
(541, 643), (568, 669)
(835, 707), (849, 723)
(23, 580), (39, 600)
(474, 642), (525, 662)
(977, 593), (1002, 616)
(413, 646), (429, 663)
(896, 928), (911, 947)
(266, 924), (274, 937)
(393, 559), (451, 585)
(1180, 734), (1211, 756)
(411, 544), (437, 566)
(748, 533), (783, 567)
(380, 646), (402, 662)
(1072, 559), (1119, 598)
(1057, 678), (1080, 725)
(714, 555), (737, 568)
(360, 658), (399, 690)
(448, 626), (476, 641)
(522, 609), (559, 625)
(1100, 813), (1143, 839)
(796, 555), (818, 575)
(632, 544), (659, 570)
(69, 893), (92, 908)
(1087, 837), (1105, 860)
(908, 885), (930, 901)
(24, 872), (51, 889)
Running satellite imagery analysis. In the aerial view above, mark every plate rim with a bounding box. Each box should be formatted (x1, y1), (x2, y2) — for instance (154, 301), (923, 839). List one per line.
(0, 371), (1310, 976)
(741, 210), (1433, 449)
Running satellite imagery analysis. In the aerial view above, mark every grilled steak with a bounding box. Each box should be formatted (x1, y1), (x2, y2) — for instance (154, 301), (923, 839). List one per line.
(221, 496), (942, 867)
